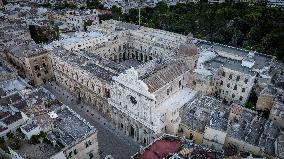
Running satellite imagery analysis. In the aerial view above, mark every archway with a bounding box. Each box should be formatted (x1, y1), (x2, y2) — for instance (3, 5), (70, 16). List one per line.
(130, 125), (135, 138)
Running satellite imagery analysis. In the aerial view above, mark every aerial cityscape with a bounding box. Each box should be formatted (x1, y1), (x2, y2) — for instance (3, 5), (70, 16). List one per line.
(0, 0), (283, 159)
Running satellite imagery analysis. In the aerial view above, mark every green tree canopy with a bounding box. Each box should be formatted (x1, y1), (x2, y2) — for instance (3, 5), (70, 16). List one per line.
(104, 2), (284, 62)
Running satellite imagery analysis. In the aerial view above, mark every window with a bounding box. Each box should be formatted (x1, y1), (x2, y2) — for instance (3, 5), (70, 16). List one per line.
(236, 76), (240, 81)
(130, 96), (137, 105)
(34, 65), (40, 70)
(229, 74), (232, 80)
(167, 88), (170, 95)
(89, 153), (93, 159)
(105, 89), (110, 98)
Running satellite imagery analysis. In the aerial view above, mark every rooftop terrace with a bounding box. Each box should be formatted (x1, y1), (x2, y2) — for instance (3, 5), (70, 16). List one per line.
(0, 77), (27, 97)
(15, 141), (61, 159)
(49, 107), (95, 148)
(8, 42), (47, 58)
(227, 105), (267, 146)
(205, 56), (256, 76)
(181, 95), (230, 133)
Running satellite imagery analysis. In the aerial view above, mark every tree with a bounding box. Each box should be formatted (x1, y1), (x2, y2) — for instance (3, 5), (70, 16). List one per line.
(87, 0), (100, 9)
(111, 5), (122, 20)
(6, 132), (14, 139)
(2, 0), (8, 5)
(108, 2), (284, 62)
(84, 20), (93, 31)
(156, 1), (168, 14)
(0, 137), (4, 144)
(29, 135), (39, 144)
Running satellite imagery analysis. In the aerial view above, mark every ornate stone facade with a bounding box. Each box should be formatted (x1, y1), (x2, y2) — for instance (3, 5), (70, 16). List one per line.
(47, 20), (198, 145)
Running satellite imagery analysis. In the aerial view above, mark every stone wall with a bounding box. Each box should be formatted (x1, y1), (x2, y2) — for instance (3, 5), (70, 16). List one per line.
(64, 131), (100, 159)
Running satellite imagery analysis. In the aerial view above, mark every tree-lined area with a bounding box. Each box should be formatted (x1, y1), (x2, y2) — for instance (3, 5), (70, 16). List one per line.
(107, 2), (284, 62)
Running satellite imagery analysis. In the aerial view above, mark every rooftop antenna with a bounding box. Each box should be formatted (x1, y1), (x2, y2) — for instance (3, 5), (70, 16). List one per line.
(139, 0), (142, 26)
(139, 7), (141, 26)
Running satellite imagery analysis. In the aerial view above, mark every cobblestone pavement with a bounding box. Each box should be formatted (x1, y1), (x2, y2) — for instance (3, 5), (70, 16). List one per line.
(44, 82), (140, 159)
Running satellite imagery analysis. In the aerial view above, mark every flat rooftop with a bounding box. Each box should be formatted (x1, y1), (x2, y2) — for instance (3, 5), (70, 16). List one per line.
(227, 105), (266, 146)
(15, 141), (61, 159)
(204, 56), (256, 76)
(0, 77), (27, 97)
(48, 107), (95, 148)
(0, 65), (11, 74)
(196, 40), (273, 74)
(59, 31), (104, 46)
(8, 42), (47, 58)
(181, 95), (230, 133)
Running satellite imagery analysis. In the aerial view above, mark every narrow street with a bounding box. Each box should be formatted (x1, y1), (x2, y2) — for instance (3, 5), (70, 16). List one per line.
(44, 82), (140, 159)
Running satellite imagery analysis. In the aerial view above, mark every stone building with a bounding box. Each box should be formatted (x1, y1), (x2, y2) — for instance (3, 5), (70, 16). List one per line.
(275, 133), (284, 158)
(31, 0), (89, 8)
(0, 59), (18, 82)
(225, 104), (266, 155)
(179, 94), (230, 148)
(190, 41), (273, 106)
(50, 48), (116, 121)
(9, 106), (100, 159)
(269, 97), (284, 128)
(179, 95), (284, 158)
(47, 20), (198, 145)
(1, 7), (283, 157)
(5, 42), (53, 85)
(109, 64), (197, 144)
(0, 0), (3, 8)
(0, 81), (100, 159)
(256, 86), (277, 111)
(48, 9), (99, 31)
